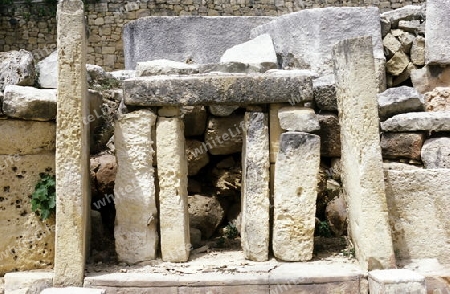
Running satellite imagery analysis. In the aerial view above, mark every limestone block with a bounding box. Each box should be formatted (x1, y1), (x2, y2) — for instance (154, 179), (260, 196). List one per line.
(380, 132), (425, 160)
(185, 139), (209, 175)
(385, 169), (450, 263)
(0, 120), (55, 155)
(0, 155), (55, 275)
(241, 112), (270, 261)
(273, 132), (320, 261)
(316, 113), (341, 157)
(269, 104), (284, 163)
(4, 272), (53, 294)
(188, 195), (225, 239)
(250, 7), (384, 76)
(41, 287), (106, 294)
(109, 70), (135, 81)
(410, 65), (450, 94)
(424, 87), (450, 112)
(158, 106), (181, 117)
(392, 62), (416, 87)
(156, 117), (190, 262)
(208, 105), (239, 117)
(383, 162), (422, 171)
(54, 0), (90, 286)
(220, 34), (277, 70)
(313, 75), (337, 111)
(380, 5), (424, 27)
(333, 36), (395, 270)
(425, 0), (450, 65)
(421, 137), (450, 168)
(369, 269), (426, 294)
(377, 86), (424, 120)
(114, 110), (158, 263)
(383, 33), (401, 58)
(325, 191), (347, 237)
(397, 32), (414, 54)
(37, 51), (57, 89)
(410, 36), (425, 66)
(0, 49), (35, 92)
(205, 115), (244, 155)
(123, 16), (274, 69)
(398, 20), (424, 34)
(277, 107), (319, 132)
(386, 51), (409, 76)
(136, 59), (199, 77)
(181, 106), (207, 137)
(3, 85), (57, 121)
(123, 73), (313, 106)
(198, 62), (261, 74)
(380, 112), (450, 132)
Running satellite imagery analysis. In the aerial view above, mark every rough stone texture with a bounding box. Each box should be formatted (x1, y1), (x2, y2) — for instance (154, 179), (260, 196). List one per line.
(4, 272), (53, 294)
(135, 59), (199, 77)
(156, 117), (190, 262)
(386, 51), (409, 76)
(410, 65), (450, 94)
(114, 110), (158, 264)
(189, 227), (202, 249)
(392, 62), (416, 87)
(269, 104), (284, 163)
(0, 155), (55, 276)
(90, 154), (117, 208)
(123, 16), (274, 69)
(205, 115), (244, 155)
(123, 73), (313, 106)
(273, 132), (320, 261)
(277, 107), (319, 132)
(37, 51), (57, 89)
(0, 49), (35, 92)
(186, 139), (209, 175)
(212, 163), (242, 197)
(425, 0), (450, 65)
(410, 36), (425, 66)
(377, 86), (424, 121)
(421, 137), (450, 169)
(208, 105), (239, 117)
(369, 269), (426, 294)
(325, 191), (347, 237)
(313, 75), (337, 111)
(385, 169), (450, 263)
(241, 112), (270, 261)
(398, 20), (424, 34)
(3, 85), (57, 121)
(0, 120), (55, 155)
(54, 0), (90, 287)
(383, 162), (421, 171)
(199, 62), (262, 74)
(182, 106), (207, 137)
(383, 33), (401, 58)
(380, 112), (450, 132)
(41, 287), (106, 294)
(220, 34), (277, 70)
(86, 64), (114, 87)
(316, 113), (341, 157)
(380, 132), (425, 160)
(397, 32), (414, 54)
(250, 7), (384, 77)
(109, 70), (135, 81)
(380, 5), (424, 27)
(188, 195), (225, 239)
(333, 36), (395, 271)
(424, 87), (450, 112)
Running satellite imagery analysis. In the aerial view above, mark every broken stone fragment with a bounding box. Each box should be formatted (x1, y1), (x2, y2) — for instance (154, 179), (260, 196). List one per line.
(380, 132), (425, 161)
(410, 36), (425, 66)
(377, 86), (424, 120)
(421, 137), (450, 169)
(380, 112), (450, 132)
(424, 87), (450, 112)
(136, 59), (199, 77)
(313, 75), (337, 111)
(316, 113), (341, 157)
(386, 51), (410, 76)
(0, 49), (35, 92)
(277, 106), (319, 132)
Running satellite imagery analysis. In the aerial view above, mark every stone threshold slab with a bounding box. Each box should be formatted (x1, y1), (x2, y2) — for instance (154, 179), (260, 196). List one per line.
(123, 71), (313, 106)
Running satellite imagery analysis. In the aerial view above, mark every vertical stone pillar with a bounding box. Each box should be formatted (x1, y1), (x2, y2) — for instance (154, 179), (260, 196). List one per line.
(333, 36), (395, 271)
(241, 112), (270, 261)
(54, 0), (89, 286)
(272, 132), (320, 261)
(114, 110), (158, 263)
(157, 115), (190, 262)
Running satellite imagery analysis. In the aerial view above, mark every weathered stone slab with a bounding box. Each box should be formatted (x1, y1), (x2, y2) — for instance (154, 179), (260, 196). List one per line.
(123, 16), (274, 69)
(333, 36), (395, 270)
(220, 34), (277, 70)
(410, 65), (450, 94)
(205, 115), (244, 155)
(383, 33), (401, 58)
(0, 120), (55, 155)
(156, 117), (190, 262)
(380, 5), (424, 28)
(313, 75), (337, 111)
(41, 287), (106, 294)
(316, 113), (341, 157)
(3, 85), (57, 121)
(380, 112), (450, 132)
(386, 51), (409, 76)
(421, 137), (450, 168)
(136, 59), (199, 77)
(123, 73), (313, 106)
(424, 87), (450, 112)
(37, 51), (57, 89)
(278, 107), (319, 132)
(114, 110), (158, 264)
(369, 269), (426, 294)
(241, 112), (270, 261)
(54, 0), (90, 286)
(209, 105), (239, 117)
(273, 132), (320, 261)
(4, 272), (53, 294)
(251, 7), (384, 75)
(385, 169), (450, 264)
(269, 104), (284, 163)
(377, 86), (424, 120)
(0, 155), (55, 276)
(425, 0), (450, 65)
(380, 132), (425, 160)
(0, 49), (35, 92)
(411, 36), (425, 66)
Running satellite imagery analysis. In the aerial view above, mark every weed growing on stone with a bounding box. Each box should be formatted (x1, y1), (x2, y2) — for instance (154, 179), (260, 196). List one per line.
(224, 223), (239, 240)
(318, 220), (332, 237)
(31, 173), (56, 220)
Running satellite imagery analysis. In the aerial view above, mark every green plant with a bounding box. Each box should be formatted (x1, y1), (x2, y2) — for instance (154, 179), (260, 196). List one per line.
(318, 220), (332, 237)
(31, 173), (56, 220)
(224, 223), (238, 240)
(341, 247), (355, 258)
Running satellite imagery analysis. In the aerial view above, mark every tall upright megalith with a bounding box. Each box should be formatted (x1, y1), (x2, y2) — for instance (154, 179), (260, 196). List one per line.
(333, 36), (395, 271)
(54, 0), (90, 286)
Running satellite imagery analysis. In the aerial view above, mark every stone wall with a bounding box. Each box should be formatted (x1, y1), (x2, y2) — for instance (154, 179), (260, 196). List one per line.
(0, 0), (425, 70)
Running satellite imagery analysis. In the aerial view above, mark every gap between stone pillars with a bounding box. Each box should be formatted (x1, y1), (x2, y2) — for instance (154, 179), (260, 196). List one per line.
(157, 107), (191, 262)
(54, 0), (90, 287)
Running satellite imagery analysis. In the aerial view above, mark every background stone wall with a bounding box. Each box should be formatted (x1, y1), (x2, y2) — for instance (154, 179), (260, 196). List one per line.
(0, 0), (424, 70)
